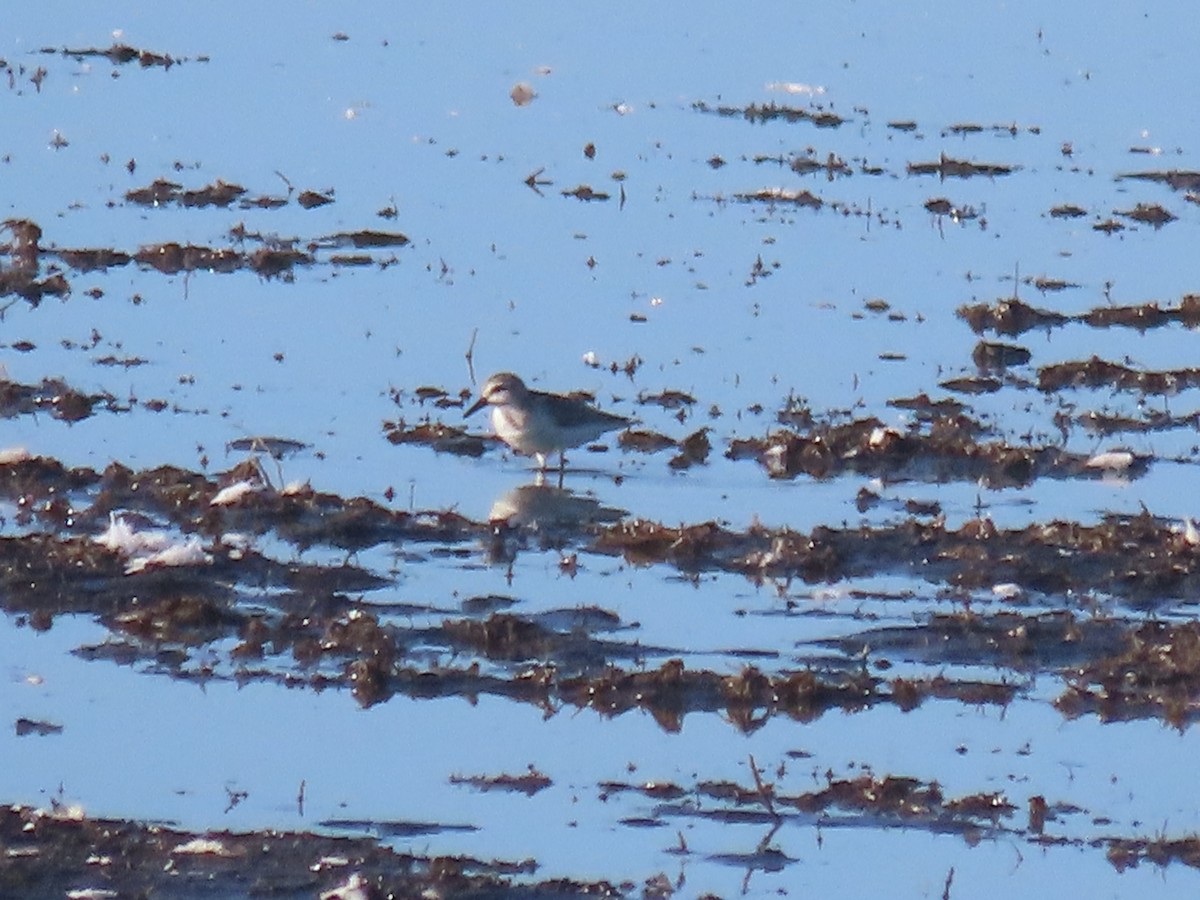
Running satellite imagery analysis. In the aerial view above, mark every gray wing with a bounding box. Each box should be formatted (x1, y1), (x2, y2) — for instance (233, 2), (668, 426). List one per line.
(540, 391), (630, 429)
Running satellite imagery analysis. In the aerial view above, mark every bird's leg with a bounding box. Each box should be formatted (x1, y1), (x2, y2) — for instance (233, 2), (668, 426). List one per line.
(557, 454), (566, 489)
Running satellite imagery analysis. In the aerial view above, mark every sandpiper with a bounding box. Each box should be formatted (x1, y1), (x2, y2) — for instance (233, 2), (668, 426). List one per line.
(465, 372), (629, 473)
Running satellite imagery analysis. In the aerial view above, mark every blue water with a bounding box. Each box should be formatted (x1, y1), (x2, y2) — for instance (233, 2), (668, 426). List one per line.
(5, 2), (1200, 895)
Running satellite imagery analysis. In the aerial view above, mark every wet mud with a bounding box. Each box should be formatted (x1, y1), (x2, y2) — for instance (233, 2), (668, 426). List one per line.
(726, 413), (1145, 485)
(4, 377), (1193, 876)
(960, 293), (1200, 336)
(2, 453), (1197, 732)
(1, 216), (409, 304)
(0, 376), (121, 422)
(392, 387), (1163, 485)
(0, 804), (615, 899)
(693, 100), (846, 129)
(38, 42), (202, 69)
(9, 25), (1200, 896)
(7, 766), (1200, 899)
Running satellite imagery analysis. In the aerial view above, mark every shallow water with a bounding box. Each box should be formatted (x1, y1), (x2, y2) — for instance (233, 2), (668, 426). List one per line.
(6, 2), (1200, 897)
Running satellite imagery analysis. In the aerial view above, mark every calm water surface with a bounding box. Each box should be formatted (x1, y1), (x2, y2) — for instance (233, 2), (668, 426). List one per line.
(5, 2), (1200, 896)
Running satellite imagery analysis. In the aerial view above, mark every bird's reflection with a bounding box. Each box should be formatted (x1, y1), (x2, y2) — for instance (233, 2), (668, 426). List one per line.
(489, 481), (624, 527)
(484, 481), (626, 567)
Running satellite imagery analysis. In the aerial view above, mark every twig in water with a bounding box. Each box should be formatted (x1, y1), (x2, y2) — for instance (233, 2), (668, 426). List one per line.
(748, 754), (778, 820)
(465, 327), (478, 385)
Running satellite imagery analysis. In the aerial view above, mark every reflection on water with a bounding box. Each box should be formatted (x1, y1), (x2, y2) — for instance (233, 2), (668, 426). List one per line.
(7, 1), (1200, 895)
(485, 481), (626, 566)
(488, 482), (625, 528)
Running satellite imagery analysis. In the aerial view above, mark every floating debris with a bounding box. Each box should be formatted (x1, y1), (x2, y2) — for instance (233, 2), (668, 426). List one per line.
(226, 436), (310, 458)
(618, 429), (677, 454)
(669, 427), (712, 470)
(638, 389), (696, 410)
(925, 197), (979, 221)
(15, 718), (62, 737)
(971, 340), (1032, 370)
(561, 184), (609, 201)
(733, 187), (823, 209)
(1084, 450), (1137, 473)
(939, 374), (1001, 394)
(52, 248), (133, 272)
(125, 178), (246, 208)
(41, 43), (198, 69)
(693, 100), (846, 128)
(1116, 169), (1200, 191)
(1106, 835), (1200, 873)
(384, 420), (491, 457)
(322, 230), (410, 248)
(0, 219), (68, 302)
(1030, 276), (1078, 292)
(907, 154), (1017, 178)
(298, 189), (335, 208)
(0, 376), (118, 422)
(510, 82), (536, 106)
(1116, 202), (1176, 227)
(1049, 204), (1088, 218)
(450, 767), (553, 796)
(727, 414), (1123, 487)
(1038, 357), (1200, 394)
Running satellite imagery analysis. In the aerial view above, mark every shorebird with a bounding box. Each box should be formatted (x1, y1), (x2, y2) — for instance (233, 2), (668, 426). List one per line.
(465, 372), (629, 474)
